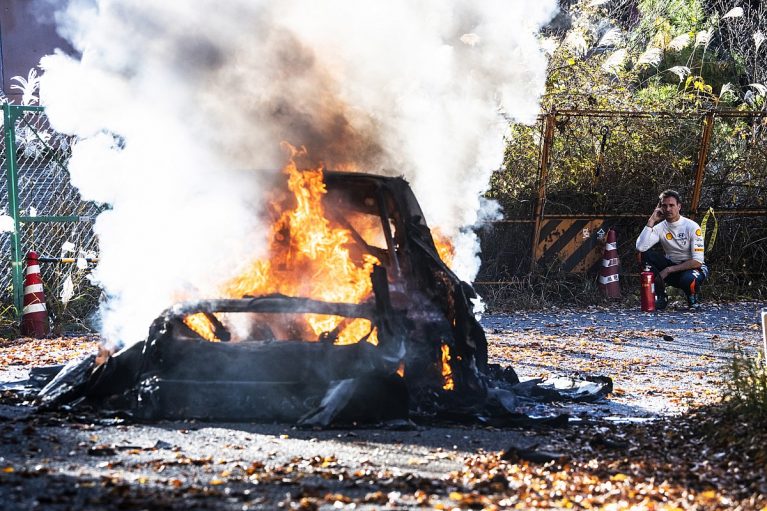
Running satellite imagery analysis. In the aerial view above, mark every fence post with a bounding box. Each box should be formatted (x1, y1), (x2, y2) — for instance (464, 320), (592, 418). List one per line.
(690, 111), (715, 217)
(3, 104), (24, 315)
(530, 112), (556, 272)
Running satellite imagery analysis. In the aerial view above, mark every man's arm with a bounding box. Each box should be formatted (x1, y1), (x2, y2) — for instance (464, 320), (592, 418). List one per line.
(659, 258), (702, 279)
(636, 226), (660, 251)
(636, 205), (664, 251)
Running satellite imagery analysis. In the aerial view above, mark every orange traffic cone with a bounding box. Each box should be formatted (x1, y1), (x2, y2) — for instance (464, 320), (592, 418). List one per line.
(598, 229), (621, 298)
(20, 251), (50, 338)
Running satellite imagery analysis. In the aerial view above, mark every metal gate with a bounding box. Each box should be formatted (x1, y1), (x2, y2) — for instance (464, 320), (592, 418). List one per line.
(1, 104), (102, 315)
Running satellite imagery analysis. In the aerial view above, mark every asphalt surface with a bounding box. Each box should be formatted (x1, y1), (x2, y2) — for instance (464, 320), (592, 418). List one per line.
(0, 301), (763, 509)
(484, 301), (764, 417)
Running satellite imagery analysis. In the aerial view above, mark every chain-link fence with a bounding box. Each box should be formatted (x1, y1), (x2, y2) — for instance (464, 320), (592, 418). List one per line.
(481, 109), (767, 299)
(2, 105), (765, 320)
(1, 104), (102, 326)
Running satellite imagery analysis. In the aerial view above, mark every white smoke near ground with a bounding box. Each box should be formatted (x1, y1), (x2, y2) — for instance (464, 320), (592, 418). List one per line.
(38, 0), (557, 345)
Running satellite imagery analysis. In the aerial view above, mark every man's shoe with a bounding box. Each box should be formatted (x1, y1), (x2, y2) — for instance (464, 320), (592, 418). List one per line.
(688, 294), (701, 311)
(655, 292), (668, 311)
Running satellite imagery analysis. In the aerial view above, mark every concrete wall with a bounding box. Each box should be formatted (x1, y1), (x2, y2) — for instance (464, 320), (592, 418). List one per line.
(0, 0), (75, 103)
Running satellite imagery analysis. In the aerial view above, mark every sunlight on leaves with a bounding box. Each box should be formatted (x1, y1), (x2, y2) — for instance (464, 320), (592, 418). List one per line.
(667, 34), (691, 52)
(9, 68), (40, 106)
(667, 65), (691, 83)
(695, 29), (712, 48)
(636, 48), (663, 67)
(597, 28), (622, 48)
(564, 30), (589, 56)
(754, 31), (766, 52)
(719, 82), (738, 100)
(601, 49), (627, 74)
(721, 7), (744, 20)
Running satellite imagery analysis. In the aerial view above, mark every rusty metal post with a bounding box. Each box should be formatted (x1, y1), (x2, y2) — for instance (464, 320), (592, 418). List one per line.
(690, 111), (715, 217)
(530, 112), (556, 272)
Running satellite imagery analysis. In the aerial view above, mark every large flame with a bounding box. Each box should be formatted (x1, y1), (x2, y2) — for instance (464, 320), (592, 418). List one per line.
(184, 148), (457, 349)
(210, 151), (380, 345)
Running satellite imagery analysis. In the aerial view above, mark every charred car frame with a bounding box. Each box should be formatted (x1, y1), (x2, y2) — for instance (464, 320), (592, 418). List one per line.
(37, 171), (610, 426)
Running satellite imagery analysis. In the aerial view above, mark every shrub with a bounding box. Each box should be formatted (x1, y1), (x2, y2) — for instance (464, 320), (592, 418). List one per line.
(722, 346), (767, 420)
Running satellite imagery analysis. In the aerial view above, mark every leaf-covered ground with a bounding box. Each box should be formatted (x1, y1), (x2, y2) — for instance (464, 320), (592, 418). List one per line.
(450, 408), (767, 510)
(0, 336), (100, 367)
(0, 302), (765, 510)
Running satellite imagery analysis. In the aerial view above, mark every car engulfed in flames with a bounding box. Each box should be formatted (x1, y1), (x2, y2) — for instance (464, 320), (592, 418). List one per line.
(38, 165), (502, 426)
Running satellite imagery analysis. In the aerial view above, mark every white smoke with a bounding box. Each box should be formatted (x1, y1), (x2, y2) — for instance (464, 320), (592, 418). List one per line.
(39, 0), (557, 345)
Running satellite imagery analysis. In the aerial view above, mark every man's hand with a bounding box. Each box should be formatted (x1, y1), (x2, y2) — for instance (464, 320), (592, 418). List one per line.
(647, 206), (664, 227)
(659, 259), (701, 281)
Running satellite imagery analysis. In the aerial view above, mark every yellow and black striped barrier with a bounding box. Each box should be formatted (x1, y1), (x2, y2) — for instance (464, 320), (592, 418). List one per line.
(534, 218), (611, 273)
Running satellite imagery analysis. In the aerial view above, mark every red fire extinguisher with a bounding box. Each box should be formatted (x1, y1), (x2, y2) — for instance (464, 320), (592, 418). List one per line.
(640, 265), (655, 312)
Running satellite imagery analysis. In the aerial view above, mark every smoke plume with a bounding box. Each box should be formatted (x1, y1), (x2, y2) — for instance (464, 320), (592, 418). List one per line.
(39, 0), (557, 344)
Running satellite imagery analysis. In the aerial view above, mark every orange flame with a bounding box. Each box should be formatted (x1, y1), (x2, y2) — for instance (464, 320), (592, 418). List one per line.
(431, 228), (454, 268)
(441, 344), (454, 391)
(194, 148), (381, 345)
(183, 314), (220, 342)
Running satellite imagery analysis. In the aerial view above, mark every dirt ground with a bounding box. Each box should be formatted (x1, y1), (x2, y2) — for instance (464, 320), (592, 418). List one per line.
(1, 301), (765, 510)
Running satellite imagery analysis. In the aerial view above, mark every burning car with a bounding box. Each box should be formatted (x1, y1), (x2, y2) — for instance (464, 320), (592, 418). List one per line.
(37, 166), (610, 426)
(38, 166), (492, 423)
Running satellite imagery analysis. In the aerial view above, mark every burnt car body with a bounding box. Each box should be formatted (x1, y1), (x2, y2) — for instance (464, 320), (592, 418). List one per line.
(321, 172), (489, 392)
(38, 172), (502, 425)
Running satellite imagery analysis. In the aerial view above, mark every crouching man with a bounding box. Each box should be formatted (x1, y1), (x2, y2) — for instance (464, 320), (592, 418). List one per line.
(635, 189), (709, 310)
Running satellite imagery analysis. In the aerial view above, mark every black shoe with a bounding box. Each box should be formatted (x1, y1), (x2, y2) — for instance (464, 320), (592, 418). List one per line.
(655, 292), (668, 311)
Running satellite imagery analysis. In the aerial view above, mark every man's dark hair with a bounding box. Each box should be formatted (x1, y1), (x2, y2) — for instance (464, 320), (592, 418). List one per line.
(659, 189), (681, 204)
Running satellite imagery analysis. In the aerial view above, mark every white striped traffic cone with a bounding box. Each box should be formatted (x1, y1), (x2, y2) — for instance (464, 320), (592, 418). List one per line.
(20, 250), (50, 338)
(598, 229), (621, 298)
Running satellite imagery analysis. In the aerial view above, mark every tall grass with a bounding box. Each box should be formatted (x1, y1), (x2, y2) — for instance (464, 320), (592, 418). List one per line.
(43, 267), (102, 335)
(0, 267), (101, 339)
(476, 268), (622, 311)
